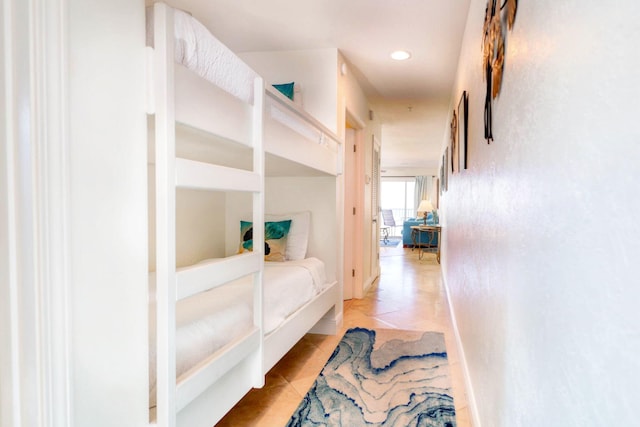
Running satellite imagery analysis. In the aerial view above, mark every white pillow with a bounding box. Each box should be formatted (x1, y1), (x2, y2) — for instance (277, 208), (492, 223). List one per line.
(265, 211), (310, 261)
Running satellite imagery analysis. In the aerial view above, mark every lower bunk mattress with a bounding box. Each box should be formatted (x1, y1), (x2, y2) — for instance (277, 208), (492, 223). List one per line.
(149, 257), (329, 407)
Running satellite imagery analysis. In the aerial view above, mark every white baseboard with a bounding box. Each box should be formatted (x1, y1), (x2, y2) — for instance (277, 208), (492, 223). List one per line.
(362, 274), (377, 295)
(309, 308), (343, 335)
(442, 271), (482, 427)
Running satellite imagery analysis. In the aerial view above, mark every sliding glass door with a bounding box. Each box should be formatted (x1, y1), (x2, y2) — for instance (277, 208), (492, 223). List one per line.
(381, 178), (416, 231)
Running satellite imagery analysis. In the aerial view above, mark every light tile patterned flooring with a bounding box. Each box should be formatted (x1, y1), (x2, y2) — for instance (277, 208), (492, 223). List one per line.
(216, 245), (471, 426)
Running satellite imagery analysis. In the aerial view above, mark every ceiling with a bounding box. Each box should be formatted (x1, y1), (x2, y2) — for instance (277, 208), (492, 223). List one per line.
(164, 0), (471, 175)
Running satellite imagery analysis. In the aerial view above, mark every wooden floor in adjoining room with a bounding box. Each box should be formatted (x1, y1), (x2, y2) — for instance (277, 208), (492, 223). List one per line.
(216, 244), (472, 426)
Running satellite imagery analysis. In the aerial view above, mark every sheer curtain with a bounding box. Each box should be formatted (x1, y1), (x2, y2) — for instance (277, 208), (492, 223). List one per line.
(414, 176), (432, 214)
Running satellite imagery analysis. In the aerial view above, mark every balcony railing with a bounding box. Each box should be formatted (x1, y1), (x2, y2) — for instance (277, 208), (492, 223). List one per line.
(380, 207), (416, 237)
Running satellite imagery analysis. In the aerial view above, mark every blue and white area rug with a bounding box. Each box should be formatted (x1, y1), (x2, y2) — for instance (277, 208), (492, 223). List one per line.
(286, 327), (456, 427)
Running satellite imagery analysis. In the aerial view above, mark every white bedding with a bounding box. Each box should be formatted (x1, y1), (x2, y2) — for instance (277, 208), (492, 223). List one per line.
(145, 6), (259, 104)
(149, 257), (328, 406)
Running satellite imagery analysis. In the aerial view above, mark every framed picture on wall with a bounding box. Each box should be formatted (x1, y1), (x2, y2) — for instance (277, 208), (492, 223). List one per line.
(457, 91), (468, 170)
(443, 149), (449, 191)
(439, 158), (444, 195)
(450, 110), (458, 173)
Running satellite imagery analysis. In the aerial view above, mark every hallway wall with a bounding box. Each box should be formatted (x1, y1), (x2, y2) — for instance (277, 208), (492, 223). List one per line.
(68, 0), (148, 424)
(442, 0), (640, 425)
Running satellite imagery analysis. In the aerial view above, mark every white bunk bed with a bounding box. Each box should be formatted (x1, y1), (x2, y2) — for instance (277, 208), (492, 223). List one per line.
(146, 3), (343, 427)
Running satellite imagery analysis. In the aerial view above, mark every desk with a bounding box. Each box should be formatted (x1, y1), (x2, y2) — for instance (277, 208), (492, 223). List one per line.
(410, 225), (442, 263)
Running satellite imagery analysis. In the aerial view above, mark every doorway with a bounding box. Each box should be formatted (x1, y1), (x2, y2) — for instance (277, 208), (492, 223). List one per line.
(380, 178), (416, 236)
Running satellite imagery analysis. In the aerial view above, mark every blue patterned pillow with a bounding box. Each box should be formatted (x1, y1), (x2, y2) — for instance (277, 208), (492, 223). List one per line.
(239, 220), (292, 262)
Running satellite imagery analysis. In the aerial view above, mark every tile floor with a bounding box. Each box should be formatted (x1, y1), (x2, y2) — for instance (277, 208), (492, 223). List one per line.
(216, 245), (471, 426)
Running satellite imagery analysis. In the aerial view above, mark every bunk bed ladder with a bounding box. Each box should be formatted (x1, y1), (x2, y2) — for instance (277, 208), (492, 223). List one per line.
(151, 3), (265, 426)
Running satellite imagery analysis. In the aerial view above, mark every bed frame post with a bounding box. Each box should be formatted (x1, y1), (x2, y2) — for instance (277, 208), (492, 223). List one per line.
(153, 3), (177, 427)
(252, 76), (266, 389)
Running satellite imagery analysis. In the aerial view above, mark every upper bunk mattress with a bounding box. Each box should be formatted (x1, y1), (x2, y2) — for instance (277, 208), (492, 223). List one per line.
(145, 6), (259, 103)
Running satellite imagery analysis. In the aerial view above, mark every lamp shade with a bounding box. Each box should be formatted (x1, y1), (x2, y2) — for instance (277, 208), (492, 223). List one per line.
(417, 200), (434, 216)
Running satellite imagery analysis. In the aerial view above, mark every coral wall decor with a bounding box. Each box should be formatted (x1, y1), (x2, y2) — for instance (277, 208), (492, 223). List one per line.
(482, 0), (517, 143)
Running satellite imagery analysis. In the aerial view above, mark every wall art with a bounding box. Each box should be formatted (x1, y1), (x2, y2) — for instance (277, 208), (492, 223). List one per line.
(443, 149), (449, 191)
(482, 0), (517, 143)
(457, 91), (468, 170)
(439, 155), (445, 195)
(439, 155), (444, 195)
(450, 110), (458, 173)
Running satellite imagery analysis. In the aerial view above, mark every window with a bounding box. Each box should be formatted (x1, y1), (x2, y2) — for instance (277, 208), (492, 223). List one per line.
(381, 178), (415, 224)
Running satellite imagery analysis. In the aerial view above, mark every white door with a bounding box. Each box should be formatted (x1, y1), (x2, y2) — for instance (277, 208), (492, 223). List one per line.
(343, 128), (356, 299)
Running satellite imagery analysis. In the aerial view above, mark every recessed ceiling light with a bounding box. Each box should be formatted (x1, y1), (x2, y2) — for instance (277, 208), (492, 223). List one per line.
(390, 50), (411, 61)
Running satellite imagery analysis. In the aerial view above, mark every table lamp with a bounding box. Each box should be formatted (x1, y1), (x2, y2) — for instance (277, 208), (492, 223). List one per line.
(416, 200), (434, 225)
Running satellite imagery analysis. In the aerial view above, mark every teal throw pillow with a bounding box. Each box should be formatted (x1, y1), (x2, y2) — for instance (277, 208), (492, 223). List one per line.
(239, 220), (292, 262)
(272, 82), (295, 101)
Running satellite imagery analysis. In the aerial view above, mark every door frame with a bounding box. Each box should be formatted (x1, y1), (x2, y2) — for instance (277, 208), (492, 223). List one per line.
(343, 111), (365, 299)
(1, 0), (72, 424)
(370, 136), (382, 280)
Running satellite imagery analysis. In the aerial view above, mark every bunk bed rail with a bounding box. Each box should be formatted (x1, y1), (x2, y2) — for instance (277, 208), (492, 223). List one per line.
(175, 158), (261, 192)
(175, 327), (261, 412)
(265, 87), (341, 149)
(176, 253), (261, 301)
(265, 87), (343, 176)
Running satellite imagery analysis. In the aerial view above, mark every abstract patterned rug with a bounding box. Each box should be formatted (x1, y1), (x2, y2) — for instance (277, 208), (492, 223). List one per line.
(286, 327), (456, 427)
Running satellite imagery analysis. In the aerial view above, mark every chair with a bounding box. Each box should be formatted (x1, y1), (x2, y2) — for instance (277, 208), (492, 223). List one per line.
(380, 209), (396, 243)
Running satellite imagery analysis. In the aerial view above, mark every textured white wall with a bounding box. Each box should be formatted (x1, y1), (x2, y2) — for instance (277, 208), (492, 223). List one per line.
(239, 49), (339, 133)
(444, 1), (640, 425)
(265, 177), (339, 283)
